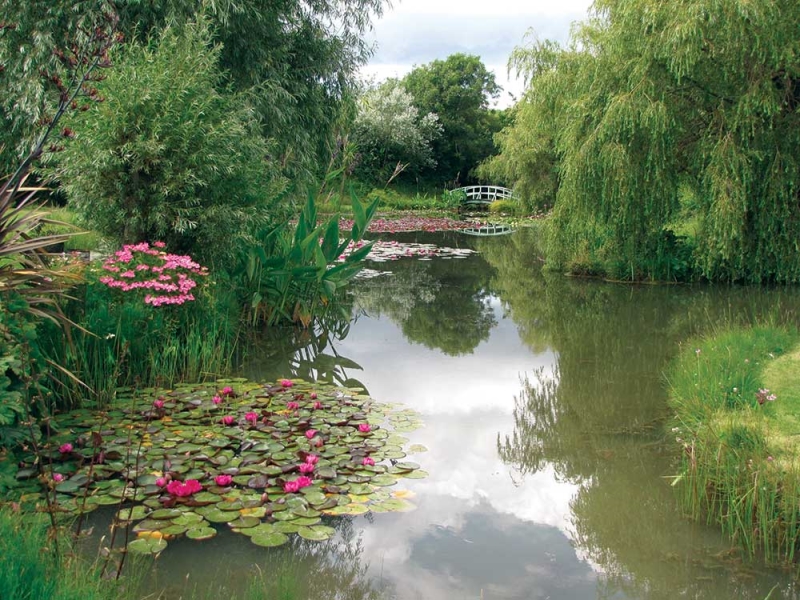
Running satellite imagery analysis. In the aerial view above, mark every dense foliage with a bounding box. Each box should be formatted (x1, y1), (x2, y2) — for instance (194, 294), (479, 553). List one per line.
(0, 0), (386, 180)
(488, 0), (800, 282)
(350, 80), (442, 185)
(401, 54), (503, 186)
(50, 21), (281, 266)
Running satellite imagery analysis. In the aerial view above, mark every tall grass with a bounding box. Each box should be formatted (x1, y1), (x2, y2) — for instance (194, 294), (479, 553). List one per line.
(38, 263), (240, 409)
(667, 325), (800, 564)
(0, 508), (137, 600)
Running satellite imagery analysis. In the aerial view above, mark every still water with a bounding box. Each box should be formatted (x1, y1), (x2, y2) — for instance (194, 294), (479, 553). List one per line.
(138, 229), (800, 599)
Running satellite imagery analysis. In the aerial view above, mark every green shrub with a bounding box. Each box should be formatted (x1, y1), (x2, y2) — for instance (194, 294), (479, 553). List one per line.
(50, 19), (284, 266)
(488, 199), (519, 216)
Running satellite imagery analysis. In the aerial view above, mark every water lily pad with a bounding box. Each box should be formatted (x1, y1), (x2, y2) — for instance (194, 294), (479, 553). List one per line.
(172, 512), (204, 526)
(203, 509), (238, 524)
(370, 498), (416, 513)
(161, 524), (189, 536)
(250, 531), (289, 548)
(292, 516), (321, 526)
(297, 525), (335, 541)
(400, 469), (429, 479)
(323, 503), (369, 516)
(117, 506), (150, 521)
(407, 444), (427, 453)
(273, 521), (302, 534)
(186, 526), (217, 540)
(227, 516), (260, 528)
(54, 480), (81, 494)
(128, 537), (167, 554)
(370, 474), (398, 487)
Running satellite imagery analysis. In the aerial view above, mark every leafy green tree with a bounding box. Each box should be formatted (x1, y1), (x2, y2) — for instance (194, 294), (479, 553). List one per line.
(50, 20), (282, 265)
(402, 54), (502, 185)
(350, 80), (442, 185)
(0, 0), (386, 180)
(117, 0), (386, 179)
(492, 0), (800, 282)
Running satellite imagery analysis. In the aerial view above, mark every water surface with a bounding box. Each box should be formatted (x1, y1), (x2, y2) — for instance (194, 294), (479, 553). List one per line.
(140, 229), (800, 599)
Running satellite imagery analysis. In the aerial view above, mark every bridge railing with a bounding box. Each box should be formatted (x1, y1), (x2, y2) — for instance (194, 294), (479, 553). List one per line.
(453, 185), (515, 205)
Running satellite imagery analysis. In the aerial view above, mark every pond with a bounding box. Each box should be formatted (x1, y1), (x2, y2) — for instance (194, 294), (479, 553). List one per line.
(127, 228), (800, 599)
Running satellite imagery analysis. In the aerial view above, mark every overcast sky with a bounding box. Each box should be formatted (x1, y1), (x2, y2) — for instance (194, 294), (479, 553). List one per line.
(361, 0), (594, 107)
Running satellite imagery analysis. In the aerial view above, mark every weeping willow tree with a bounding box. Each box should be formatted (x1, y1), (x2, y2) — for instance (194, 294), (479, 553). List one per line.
(488, 0), (800, 282)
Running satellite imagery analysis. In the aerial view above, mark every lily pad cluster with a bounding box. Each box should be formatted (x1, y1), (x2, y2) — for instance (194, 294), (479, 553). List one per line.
(341, 240), (475, 263)
(17, 379), (426, 554)
(339, 216), (479, 233)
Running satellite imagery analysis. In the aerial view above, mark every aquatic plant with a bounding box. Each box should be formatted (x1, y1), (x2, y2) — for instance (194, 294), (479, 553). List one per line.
(11, 378), (426, 555)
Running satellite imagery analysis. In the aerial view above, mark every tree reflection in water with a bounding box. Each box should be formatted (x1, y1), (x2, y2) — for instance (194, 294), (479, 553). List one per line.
(353, 238), (496, 356)
(482, 228), (800, 599)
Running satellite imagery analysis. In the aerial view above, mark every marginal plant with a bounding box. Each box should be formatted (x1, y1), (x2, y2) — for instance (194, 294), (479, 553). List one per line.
(243, 189), (379, 327)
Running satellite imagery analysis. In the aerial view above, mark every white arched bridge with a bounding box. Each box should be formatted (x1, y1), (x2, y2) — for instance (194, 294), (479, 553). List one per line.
(453, 185), (515, 208)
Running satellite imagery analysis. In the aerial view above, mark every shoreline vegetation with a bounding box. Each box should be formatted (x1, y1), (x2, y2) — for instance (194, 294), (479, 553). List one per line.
(668, 325), (800, 566)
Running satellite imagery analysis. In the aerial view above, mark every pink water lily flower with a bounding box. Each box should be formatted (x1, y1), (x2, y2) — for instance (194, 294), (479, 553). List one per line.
(305, 429), (318, 439)
(212, 395), (222, 405)
(305, 454), (319, 465)
(358, 423), (371, 433)
(280, 379), (293, 388)
(296, 476), (313, 488)
(283, 480), (300, 493)
(167, 479), (202, 497)
(221, 386), (234, 396)
(221, 415), (236, 426)
(153, 399), (165, 409)
(310, 392), (318, 400)
(299, 462), (315, 474)
(58, 443), (73, 454)
(155, 477), (168, 487)
(52, 473), (65, 483)
(286, 401), (299, 410)
(245, 412), (258, 424)
(215, 474), (233, 487)
(362, 457), (375, 466)
(313, 401), (322, 410)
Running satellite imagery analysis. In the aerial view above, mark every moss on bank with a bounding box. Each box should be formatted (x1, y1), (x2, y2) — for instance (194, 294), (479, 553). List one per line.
(668, 326), (800, 565)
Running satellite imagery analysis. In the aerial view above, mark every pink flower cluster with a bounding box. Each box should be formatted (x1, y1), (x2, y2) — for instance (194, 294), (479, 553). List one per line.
(98, 242), (208, 307)
(167, 479), (202, 497)
(286, 401), (299, 410)
(59, 443), (73, 454)
(283, 476), (313, 493)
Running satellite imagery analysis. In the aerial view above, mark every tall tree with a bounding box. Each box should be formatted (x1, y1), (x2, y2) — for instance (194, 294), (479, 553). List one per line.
(0, 0), (386, 179)
(402, 54), (501, 186)
(350, 80), (442, 185)
(491, 1), (800, 282)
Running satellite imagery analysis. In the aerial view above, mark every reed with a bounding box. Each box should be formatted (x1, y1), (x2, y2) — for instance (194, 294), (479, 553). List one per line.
(0, 508), (137, 600)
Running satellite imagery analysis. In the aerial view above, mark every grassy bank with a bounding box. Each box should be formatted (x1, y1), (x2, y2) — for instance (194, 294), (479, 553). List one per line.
(668, 326), (800, 564)
(0, 508), (137, 600)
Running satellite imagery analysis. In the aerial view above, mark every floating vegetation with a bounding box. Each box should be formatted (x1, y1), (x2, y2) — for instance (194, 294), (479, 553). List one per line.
(341, 240), (475, 263)
(15, 379), (426, 554)
(339, 216), (478, 233)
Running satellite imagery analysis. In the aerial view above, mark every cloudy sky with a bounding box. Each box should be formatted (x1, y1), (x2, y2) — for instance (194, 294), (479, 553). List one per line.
(362, 0), (594, 107)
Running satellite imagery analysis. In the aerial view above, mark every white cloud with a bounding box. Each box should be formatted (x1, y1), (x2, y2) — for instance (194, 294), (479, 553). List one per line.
(362, 0), (593, 106)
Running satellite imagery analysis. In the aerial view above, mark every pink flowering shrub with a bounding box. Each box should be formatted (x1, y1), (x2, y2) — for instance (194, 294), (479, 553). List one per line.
(98, 242), (208, 307)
